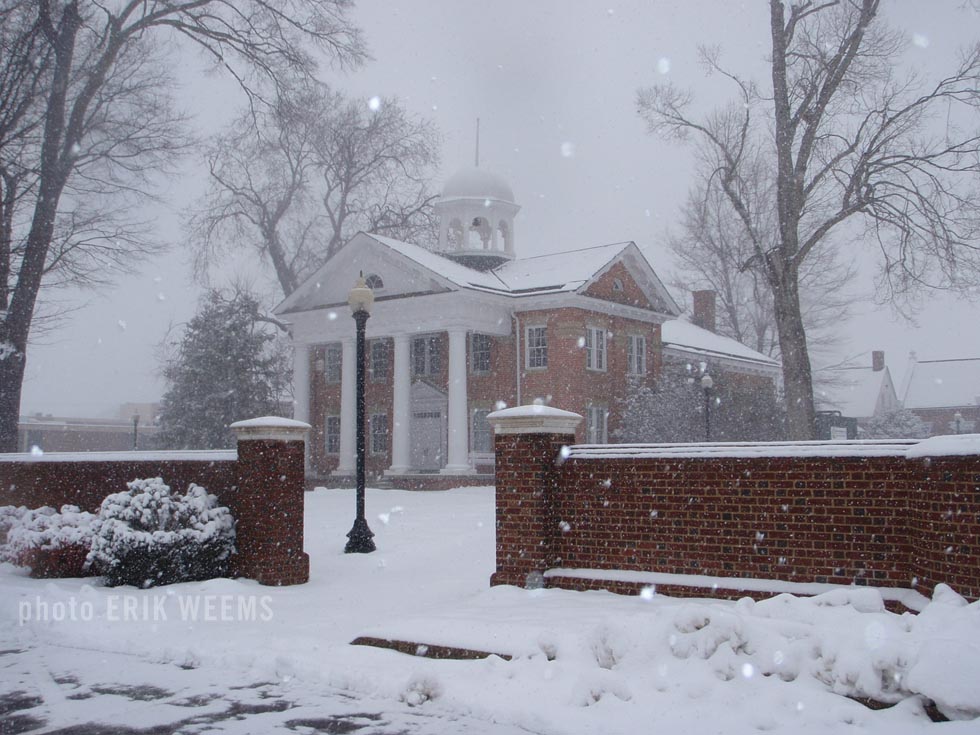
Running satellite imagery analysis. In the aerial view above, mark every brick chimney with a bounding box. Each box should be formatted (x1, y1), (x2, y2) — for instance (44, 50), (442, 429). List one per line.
(692, 290), (717, 333)
(872, 350), (885, 372)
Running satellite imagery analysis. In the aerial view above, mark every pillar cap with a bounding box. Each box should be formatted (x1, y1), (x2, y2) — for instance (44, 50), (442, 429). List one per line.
(231, 416), (311, 442)
(487, 405), (583, 435)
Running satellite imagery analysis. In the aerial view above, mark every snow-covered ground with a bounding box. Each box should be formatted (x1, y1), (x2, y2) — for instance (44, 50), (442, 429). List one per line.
(2, 486), (980, 734)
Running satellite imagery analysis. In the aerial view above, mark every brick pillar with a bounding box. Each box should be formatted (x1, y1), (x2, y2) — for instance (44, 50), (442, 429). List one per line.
(230, 417), (312, 585)
(487, 406), (582, 587)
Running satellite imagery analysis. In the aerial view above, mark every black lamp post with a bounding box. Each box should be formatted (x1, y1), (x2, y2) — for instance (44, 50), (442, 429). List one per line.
(132, 413), (140, 450)
(701, 373), (714, 442)
(345, 275), (376, 554)
(954, 411), (963, 435)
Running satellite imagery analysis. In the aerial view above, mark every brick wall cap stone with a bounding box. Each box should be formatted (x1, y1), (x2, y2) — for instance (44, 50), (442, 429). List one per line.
(488, 405), (583, 435)
(231, 416), (311, 442)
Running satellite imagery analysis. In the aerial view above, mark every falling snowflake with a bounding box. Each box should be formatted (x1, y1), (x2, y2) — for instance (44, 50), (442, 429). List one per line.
(560, 141), (575, 158)
(368, 96), (381, 111)
(913, 33), (930, 48)
(657, 57), (671, 75)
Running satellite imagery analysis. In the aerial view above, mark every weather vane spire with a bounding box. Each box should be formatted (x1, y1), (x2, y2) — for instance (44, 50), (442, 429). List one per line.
(475, 117), (480, 167)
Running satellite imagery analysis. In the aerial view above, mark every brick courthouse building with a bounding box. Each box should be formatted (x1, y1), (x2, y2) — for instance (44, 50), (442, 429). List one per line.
(274, 166), (780, 483)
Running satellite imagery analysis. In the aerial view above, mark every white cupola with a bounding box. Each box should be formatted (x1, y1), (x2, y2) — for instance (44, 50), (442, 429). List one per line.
(435, 166), (520, 271)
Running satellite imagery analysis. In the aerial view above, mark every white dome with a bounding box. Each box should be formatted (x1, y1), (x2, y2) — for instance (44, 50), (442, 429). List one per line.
(441, 166), (515, 203)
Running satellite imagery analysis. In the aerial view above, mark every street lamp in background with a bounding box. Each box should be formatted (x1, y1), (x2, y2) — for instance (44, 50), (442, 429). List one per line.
(954, 411), (963, 435)
(701, 374), (714, 442)
(345, 275), (376, 554)
(132, 414), (140, 450)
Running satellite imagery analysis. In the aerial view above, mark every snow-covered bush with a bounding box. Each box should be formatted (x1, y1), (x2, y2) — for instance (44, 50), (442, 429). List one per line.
(0, 505), (33, 552)
(1, 505), (96, 577)
(87, 477), (236, 588)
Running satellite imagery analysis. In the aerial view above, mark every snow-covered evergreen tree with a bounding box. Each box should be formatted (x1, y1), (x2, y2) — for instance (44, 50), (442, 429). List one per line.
(158, 290), (290, 449)
(863, 410), (930, 440)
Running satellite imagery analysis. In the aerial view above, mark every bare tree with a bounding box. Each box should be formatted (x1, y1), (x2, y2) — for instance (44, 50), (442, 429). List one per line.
(192, 83), (440, 298)
(667, 156), (858, 365)
(638, 0), (980, 439)
(0, 0), (365, 451)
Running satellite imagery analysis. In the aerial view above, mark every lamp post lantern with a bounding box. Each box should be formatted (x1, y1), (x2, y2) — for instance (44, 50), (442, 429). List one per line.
(344, 275), (376, 554)
(701, 374), (714, 442)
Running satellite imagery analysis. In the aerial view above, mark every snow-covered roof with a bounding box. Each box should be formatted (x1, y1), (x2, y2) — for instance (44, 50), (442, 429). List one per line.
(440, 166), (515, 203)
(901, 357), (980, 409)
(660, 320), (780, 370)
(367, 235), (505, 292)
(493, 242), (633, 294)
(816, 367), (894, 419)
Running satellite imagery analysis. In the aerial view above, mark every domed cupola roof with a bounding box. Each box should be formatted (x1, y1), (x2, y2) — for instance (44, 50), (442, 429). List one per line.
(440, 166), (515, 204)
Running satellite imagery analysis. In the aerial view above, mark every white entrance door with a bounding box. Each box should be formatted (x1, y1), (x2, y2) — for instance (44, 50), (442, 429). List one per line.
(410, 381), (448, 471)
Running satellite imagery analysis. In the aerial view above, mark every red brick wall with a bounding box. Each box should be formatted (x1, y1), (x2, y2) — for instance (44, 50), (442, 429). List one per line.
(492, 436), (980, 601)
(0, 435), (310, 586)
(909, 457), (980, 595)
(0, 458), (237, 513)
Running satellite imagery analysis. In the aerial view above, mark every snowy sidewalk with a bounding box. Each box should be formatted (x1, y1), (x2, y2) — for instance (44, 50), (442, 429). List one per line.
(3, 486), (980, 734)
(0, 640), (530, 734)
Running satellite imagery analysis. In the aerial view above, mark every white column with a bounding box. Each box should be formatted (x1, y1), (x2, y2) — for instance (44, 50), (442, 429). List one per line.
(292, 343), (311, 469)
(442, 328), (475, 474)
(333, 337), (356, 476)
(292, 343), (311, 424)
(387, 334), (411, 475)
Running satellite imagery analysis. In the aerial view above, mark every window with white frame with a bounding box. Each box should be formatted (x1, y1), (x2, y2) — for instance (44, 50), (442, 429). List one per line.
(412, 335), (442, 376)
(325, 415), (341, 454)
(370, 339), (389, 382)
(585, 405), (608, 444)
(325, 344), (342, 383)
(526, 325), (548, 368)
(470, 333), (492, 374)
(370, 413), (389, 454)
(471, 408), (493, 453)
(627, 334), (647, 376)
(585, 326), (607, 371)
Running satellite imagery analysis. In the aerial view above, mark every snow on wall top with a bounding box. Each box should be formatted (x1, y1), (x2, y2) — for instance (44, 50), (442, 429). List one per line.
(229, 417), (311, 430)
(905, 433), (980, 458)
(660, 319), (780, 368)
(567, 440), (917, 460)
(0, 450), (237, 463)
(901, 357), (980, 409)
(567, 434), (980, 459)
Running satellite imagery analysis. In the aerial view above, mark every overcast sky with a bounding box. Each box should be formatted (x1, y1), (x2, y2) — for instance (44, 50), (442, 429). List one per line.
(19, 0), (980, 418)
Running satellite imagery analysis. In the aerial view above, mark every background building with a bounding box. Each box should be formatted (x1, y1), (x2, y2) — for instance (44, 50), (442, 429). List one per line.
(275, 167), (781, 482)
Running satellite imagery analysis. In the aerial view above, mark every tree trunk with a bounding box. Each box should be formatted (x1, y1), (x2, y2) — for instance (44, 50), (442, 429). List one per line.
(0, 3), (81, 452)
(769, 265), (815, 440)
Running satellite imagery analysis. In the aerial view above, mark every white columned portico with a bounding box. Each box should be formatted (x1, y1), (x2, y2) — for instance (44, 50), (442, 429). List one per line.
(333, 337), (356, 475)
(292, 342), (311, 468)
(442, 328), (475, 474)
(387, 333), (412, 474)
